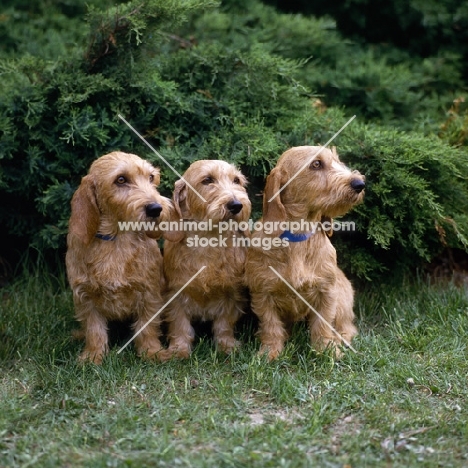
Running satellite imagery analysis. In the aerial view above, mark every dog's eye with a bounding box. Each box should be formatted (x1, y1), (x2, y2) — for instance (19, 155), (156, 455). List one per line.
(149, 175), (154, 183)
(116, 176), (127, 184)
(202, 176), (214, 185)
(310, 160), (322, 170)
(233, 176), (241, 185)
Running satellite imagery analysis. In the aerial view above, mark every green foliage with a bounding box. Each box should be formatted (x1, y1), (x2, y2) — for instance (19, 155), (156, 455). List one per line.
(335, 122), (468, 278)
(0, 0), (120, 61)
(84, 0), (219, 73)
(265, 0), (468, 72)
(439, 97), (468, 147)
(197, 1), (464, 129)
(0, 0), (467, 279)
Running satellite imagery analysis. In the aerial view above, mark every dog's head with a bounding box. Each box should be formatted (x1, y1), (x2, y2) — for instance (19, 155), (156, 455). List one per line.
(68, 151), (177, 245)
(172, 160), (251, 225)
(263, 146), (365, 226)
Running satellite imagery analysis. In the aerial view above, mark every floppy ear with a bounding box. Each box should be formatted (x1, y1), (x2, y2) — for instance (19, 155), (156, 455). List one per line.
(263, 167), (286, 226)
(162, 198), (185, 243)
(172, 178), (187, 219)
(68, 175), (100, 245)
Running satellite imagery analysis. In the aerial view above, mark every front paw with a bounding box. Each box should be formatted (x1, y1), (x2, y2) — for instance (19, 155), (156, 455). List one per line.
(216, 338), (241, 354)
(258, 344), (282, 361)
(158, 345), (191, 362)
(138, 346), (166, 362)
(78, 349), (105, 365)
(314, 338), (343, 359)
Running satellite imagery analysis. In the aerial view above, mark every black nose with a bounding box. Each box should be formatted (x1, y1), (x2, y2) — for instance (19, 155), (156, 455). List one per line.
(350, 179), (365, 193)
(227, 200), (243, 215)
(146, 203), (162, 218)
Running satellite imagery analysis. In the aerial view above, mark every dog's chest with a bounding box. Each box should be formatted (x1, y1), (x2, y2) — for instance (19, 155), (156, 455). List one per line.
(189, 246), (245, 290)
(86, 239), (162, 290)
(165, 237), (246, 307)
(287, 240), (334, 281)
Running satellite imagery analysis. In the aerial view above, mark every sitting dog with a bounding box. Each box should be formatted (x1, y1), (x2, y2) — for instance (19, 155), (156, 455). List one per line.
(245, 146), (365, 360)
(66, 151), (174, 364)
(161, 160), (251, 359)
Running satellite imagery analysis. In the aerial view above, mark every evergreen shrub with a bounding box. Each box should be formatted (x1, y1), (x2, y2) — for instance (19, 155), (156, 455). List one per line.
(0, 0), (467, 280)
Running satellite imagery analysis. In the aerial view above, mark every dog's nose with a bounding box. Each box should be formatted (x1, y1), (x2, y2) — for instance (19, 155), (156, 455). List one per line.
(227, 200), (243, 215)
(146, 203), (163, 218)
(350, 179), (365, 193)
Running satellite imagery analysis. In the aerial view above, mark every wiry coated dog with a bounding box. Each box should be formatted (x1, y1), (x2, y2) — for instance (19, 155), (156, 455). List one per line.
(245, 146), (365, 360)
(161, 160), (252, 360)
(66, 151), (175, 364)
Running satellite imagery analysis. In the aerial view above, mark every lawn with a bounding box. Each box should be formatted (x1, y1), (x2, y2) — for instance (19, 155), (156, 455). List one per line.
(1, 268), (467, 467)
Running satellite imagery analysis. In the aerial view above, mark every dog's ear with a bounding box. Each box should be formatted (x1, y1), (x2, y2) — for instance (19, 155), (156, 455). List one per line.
(68, 175), (100, 245)
(172, 178), (187, 219)
(263, 167), (287, 227)
(163, 198), (185, 243)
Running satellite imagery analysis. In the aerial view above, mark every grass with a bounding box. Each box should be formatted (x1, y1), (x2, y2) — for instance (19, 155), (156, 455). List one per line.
(0, 268), (467, 467)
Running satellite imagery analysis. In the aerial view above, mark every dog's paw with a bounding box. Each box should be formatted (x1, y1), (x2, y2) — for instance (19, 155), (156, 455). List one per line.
(314, 338), (343, 359)
(138, 347), (166, 362)
(78, 349), (104, 365)
(258, 345), (282, 361)
(216, 338), (241, 354)
(158, 346), (191, 362)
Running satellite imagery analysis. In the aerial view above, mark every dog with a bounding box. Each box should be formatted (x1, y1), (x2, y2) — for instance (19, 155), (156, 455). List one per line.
(245, 146), (365, 360)
(161, 160), (252, 359)
(66, 151), (176, 364)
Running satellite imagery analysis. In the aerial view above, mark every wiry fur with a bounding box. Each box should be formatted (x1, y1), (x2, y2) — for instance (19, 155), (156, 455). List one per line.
(245, 146), (365, 360)
(162, 160), (252, 360)
(66, 151), (175, 364)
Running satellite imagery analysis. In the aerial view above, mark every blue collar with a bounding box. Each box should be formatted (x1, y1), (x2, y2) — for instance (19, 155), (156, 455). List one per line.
(95, 233), (116, 241)
(279, 230), (314, 242)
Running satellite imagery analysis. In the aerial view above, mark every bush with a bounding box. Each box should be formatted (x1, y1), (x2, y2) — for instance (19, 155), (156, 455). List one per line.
(264, 0), (468, 76)
(334, 121), (468, 278)
(0, 0), (467, 280)
(193, 1), (464, 129)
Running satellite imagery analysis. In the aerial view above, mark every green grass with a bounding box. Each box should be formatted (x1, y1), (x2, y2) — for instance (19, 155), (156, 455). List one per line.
(1, 269), (467, 467)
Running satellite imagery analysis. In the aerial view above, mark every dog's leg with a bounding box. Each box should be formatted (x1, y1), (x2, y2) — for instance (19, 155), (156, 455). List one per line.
(251, 294), (287, 360)
(161, 294), (195, 360)
(77, 304), (109, 365)
(212, 299), (242, 354)
(334, 270), (358, 346)
(133, 293), (165, 361)
(308, 290), (342, 357)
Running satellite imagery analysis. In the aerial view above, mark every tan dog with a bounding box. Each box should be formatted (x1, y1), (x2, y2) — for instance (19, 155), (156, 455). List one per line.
(161, 160), (252, 359)
(245, 146), (365, 360)
(66, 151), (175, 364)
